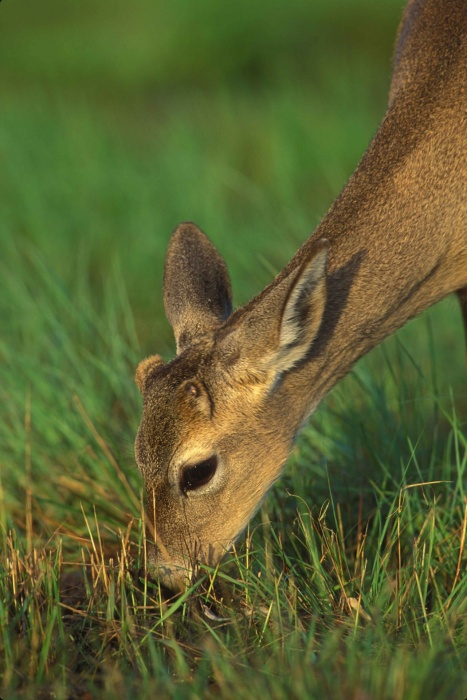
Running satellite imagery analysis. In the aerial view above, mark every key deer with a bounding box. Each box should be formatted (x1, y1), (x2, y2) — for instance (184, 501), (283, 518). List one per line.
(135, 0), (467, 592)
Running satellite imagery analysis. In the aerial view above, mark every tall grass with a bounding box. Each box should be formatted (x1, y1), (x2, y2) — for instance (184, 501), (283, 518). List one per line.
(1, 0), (466, 696)
(1, 250), (466, 697)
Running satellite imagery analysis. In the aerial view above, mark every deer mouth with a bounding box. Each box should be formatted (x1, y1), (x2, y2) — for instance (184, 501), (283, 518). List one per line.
(147, 543), (194, 593)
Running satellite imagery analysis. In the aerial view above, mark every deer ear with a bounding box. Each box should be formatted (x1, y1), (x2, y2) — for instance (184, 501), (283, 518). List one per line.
(135, 354), (164, 393)
(163, 222), (233, 353)
(276, 242), (327, 372)
(222, 241), (327, 381)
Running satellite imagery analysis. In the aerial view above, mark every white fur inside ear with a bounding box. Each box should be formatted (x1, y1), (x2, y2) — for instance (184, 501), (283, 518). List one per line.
(277, 246), (327, 370)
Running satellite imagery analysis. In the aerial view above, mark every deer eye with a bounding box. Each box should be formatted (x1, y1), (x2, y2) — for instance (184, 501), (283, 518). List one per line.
(180, 456), (218, 495)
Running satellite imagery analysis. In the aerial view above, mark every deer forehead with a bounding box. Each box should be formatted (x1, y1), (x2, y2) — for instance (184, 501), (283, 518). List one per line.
(137, 359), (216, 457)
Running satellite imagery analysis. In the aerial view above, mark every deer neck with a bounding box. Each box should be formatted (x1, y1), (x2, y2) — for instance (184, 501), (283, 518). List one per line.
(274, 78), (467, 427)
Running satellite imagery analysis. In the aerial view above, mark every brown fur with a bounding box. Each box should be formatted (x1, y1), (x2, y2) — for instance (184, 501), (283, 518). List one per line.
(135, 0), (467, 591)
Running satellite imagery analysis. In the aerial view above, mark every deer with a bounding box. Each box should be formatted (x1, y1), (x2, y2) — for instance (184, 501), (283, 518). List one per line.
(134, 0), (467, 592)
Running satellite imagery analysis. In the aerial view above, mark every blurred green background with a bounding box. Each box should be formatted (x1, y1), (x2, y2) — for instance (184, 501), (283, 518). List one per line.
(1, 0), (405, 350)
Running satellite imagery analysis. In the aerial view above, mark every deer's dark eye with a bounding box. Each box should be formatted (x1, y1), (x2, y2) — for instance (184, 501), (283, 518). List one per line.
(180, 456), (218, 495)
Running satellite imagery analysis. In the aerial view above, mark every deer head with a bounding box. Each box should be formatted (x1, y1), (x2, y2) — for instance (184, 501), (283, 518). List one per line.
(135, 222), (327, 591)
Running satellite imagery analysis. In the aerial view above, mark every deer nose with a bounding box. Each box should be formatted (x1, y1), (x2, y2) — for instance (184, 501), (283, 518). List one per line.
(146, 543), (192, 593)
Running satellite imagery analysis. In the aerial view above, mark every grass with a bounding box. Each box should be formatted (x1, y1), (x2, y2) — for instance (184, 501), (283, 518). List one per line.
(1, 0), (467, 697)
